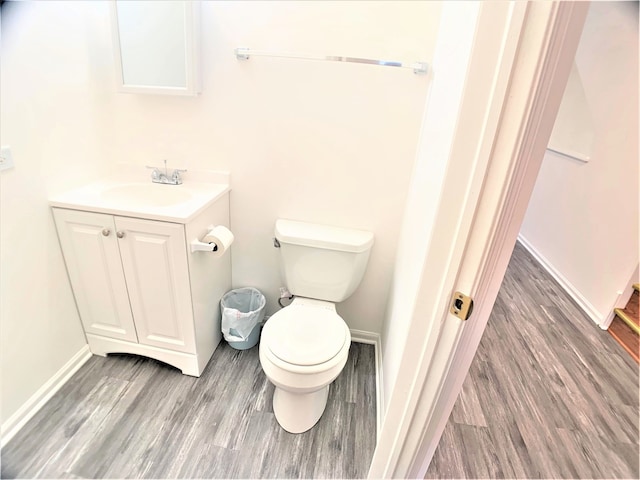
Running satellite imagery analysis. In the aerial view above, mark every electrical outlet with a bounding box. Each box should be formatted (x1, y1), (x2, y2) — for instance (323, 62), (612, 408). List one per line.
(0, 146), (15, 172)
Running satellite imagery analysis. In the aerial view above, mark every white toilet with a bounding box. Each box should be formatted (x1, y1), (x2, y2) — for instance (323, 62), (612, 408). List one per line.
(259, 219), (374, 433)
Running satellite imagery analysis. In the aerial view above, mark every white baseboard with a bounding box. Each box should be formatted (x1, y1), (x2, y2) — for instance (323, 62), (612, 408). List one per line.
(517, 235), (606, 327)
(350, 329), (384, 439)
(1, 346), (92, 448)
(600, 313), (615, 330)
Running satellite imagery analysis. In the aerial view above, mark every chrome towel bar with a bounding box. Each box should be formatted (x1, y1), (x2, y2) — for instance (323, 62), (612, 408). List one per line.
(234, 47), (429, 75)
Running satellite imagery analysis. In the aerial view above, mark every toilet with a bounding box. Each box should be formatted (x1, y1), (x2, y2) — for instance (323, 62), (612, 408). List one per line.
(259, 219), (374, 433)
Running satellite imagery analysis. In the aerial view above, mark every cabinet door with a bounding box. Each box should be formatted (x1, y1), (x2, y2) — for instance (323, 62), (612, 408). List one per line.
(115, 217), (196, 353)
(53, 209), (138, 342)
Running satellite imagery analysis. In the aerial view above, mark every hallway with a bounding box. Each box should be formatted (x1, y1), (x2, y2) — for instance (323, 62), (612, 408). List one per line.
(426, 242), (639, 479)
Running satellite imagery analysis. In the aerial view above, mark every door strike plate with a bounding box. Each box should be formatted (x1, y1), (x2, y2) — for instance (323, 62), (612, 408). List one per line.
(450, 291), (474, 321)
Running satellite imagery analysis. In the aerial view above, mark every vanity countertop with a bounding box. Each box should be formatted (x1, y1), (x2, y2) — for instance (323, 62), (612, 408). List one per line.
(49, 172), (230, 224)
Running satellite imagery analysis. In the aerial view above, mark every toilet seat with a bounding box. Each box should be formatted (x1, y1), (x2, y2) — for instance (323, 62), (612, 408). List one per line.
(264, 305), (347, 366)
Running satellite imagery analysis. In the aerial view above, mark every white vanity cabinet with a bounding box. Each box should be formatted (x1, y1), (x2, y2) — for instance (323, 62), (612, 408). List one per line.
(52, 193), (231, 377)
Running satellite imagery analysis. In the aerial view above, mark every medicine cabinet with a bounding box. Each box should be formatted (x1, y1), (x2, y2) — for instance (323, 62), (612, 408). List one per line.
(110, 0), (202, 95)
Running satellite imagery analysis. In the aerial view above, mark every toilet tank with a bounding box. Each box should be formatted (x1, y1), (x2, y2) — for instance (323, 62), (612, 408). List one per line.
(275, 219), (374, 302)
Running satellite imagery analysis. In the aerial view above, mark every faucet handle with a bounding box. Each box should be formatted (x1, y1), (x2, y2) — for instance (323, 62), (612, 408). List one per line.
(170, 168), (187, 184)
(145, 165), (161, 180)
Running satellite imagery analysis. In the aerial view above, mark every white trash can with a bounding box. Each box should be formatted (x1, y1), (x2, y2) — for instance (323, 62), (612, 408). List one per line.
(220, 287), (266, 350)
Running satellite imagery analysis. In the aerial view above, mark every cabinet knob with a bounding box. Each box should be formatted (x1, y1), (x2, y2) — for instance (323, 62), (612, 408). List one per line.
(102, 228), (111, 237)
(116, 231), (125, 239)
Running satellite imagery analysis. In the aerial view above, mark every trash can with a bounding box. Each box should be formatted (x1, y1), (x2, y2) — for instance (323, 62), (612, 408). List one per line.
(220, 287), (266, 350)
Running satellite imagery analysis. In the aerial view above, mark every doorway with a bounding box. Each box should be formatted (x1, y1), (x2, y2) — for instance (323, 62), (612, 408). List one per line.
(427, 2), (639, 477)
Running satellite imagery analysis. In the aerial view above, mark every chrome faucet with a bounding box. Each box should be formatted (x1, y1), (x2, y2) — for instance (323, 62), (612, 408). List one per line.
(146, 159), (187, 185)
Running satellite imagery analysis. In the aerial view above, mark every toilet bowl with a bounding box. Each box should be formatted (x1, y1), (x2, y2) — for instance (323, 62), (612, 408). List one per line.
(259, 298), (351, 433)
(260, 219), (373, 433)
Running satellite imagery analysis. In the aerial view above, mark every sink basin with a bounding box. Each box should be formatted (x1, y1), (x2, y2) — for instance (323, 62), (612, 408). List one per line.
(101, 184), (193, 207)
(50, 170), (230, 224)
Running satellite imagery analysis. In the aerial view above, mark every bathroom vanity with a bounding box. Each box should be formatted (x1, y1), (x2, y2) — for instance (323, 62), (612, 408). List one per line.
(50, 173), (231, 376)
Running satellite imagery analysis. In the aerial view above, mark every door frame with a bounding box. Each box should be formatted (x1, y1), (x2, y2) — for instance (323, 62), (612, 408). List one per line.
(369, 1), (589, 478)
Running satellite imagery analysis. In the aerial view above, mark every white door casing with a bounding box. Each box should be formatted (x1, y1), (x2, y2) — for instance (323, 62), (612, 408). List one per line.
(52, 208), (138, 342)
(369, 1), (589, 478)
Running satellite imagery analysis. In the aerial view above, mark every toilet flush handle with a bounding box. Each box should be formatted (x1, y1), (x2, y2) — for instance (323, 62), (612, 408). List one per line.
(273, 238), (281, 248)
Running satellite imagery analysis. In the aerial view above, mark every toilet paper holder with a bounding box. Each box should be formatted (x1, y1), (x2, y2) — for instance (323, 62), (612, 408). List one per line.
(190, 225), (233, 254)
(191, 239), (218, 252)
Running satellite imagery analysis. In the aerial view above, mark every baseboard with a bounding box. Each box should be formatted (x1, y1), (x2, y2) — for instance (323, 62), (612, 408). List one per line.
(601, 311), (616, 330)
(517, 235), (606, 326)
(350, 329), (384, 440)
(1, 345), (92, 448)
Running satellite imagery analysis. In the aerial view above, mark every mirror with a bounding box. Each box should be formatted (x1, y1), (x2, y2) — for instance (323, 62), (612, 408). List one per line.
(110, 1), (201, 95)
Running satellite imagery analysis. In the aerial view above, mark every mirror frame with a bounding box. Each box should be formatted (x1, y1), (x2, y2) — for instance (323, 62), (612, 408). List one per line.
(109, 0), (202, 96)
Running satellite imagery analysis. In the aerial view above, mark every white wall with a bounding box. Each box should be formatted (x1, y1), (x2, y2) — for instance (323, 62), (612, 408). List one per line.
(379, 2), (478, 412)
(519, 1), (639, 322)
(108, 1), (442, 332)
(1, 1), (442, 425)
(0, 2), (113, 427)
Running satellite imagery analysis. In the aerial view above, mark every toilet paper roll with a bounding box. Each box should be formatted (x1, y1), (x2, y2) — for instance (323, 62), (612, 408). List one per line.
(202, 225), (234, 258)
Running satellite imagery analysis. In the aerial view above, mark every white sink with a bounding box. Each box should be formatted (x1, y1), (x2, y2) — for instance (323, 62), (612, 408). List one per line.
(49, 172), (230, 224)
(101, 184), (193, 207)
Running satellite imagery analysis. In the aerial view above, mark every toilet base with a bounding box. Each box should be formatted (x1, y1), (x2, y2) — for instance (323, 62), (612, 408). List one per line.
(273, 385), (330, 434)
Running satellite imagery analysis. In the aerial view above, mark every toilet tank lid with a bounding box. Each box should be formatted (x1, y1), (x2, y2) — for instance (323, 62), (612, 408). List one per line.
(275, 219), (374, 253)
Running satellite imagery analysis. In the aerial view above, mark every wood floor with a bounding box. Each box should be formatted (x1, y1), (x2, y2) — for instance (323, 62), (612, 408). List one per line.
(1, 342), (376, 479)
(426, 242), (640, 479)
(3, 243), (638, 479)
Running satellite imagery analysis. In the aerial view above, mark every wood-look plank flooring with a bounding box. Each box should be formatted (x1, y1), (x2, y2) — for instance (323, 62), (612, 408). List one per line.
(1, 342), (376, 479)
(426, 242), (640, 479)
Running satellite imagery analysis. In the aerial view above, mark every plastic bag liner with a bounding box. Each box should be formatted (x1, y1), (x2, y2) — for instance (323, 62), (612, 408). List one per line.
(220, 287), (266, 344)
